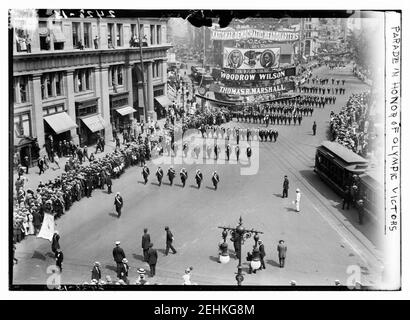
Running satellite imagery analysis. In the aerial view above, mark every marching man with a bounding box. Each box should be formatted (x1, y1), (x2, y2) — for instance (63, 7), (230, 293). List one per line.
(226, 144), (231, 161)
(211, 171), (220, 190)
(167, 166), (176, 185)
(114, 192), (124, 218)
(235, 145), (240, 161)
(180, 168), (188, 187)
(142, 165), (150, 185)
(195, 169), (203, 189)
(156, 166), (164, 186)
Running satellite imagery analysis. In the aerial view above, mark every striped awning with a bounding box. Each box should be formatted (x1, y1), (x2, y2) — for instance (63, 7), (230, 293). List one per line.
(116, 106), (136, 116)
(44, 112), (77, 134)
(81, 114), (106, 133)
(155, 95), (173, 108)
(52, 28), (65, 42)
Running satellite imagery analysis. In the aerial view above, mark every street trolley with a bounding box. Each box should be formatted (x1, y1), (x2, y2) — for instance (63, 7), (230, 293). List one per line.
(314, 141), (369, 196)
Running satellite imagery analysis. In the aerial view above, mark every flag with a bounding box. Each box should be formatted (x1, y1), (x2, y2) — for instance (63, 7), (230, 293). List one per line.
(37, 212), (55, 242)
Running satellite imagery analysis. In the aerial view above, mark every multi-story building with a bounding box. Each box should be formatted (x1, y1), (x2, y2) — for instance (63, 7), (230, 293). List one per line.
(12, 11), (172, 165)
(302, 17), (320, 58)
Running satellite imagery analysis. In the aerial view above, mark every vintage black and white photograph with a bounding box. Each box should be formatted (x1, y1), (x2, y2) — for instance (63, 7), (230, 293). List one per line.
(8, 8), (402, 291)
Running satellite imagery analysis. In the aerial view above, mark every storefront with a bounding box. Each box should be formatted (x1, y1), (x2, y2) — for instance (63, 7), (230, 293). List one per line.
(110, 92), (136, 133)
(43, 111), (77, 146)
(75, 97), (103, 147)
(13, 136), (38, 168)
(154, 95), (173, 119)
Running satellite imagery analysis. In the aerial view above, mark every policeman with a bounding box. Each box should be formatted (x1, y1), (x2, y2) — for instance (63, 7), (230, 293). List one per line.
(226, 144), (231, 161)
(156, 166), (164, 186)
(235, 145), (240, 161)
(246, 146), (252, 162)
(167, 166), (176, 186)
(114, 192), (123, 218)
(195, 169), (203, 189)
(180, 168), (188, 187)
(211, 171), (220, 190)
(142, 165), (150, 185)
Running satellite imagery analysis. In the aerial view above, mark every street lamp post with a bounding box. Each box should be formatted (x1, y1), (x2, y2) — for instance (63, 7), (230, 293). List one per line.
(218, 216), (263, 286)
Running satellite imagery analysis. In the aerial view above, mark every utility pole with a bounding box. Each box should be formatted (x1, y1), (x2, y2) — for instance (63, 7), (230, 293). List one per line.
(137, 18), (148, 123)
(202, 27), (206, 68)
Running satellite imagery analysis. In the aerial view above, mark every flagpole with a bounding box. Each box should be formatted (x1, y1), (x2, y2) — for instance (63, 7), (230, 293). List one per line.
(137, 18), (148, 123)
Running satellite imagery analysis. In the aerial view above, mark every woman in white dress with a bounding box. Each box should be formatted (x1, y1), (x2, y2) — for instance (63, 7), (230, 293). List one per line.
(27, 212), (35, 235)
(295, 188), (301, 212)
(53, 152), (60, 169)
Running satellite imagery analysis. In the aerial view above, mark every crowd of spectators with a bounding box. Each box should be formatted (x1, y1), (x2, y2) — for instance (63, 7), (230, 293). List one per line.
(13, 136), (152, 245)
(329, 91), (373, 157)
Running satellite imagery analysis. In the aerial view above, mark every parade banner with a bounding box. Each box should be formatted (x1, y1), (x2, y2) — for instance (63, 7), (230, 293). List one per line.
(223, 47), (280, 70)
(218, 67), (296, 82)
(37, 212), (55, 241)
(211, 28), (299, 42)
(209, 82), (295, 96)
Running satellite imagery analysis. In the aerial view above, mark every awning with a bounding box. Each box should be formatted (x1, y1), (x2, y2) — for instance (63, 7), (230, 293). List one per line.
(14, 136), (34, 147)
(115, 106), (136, 116)
(52, 28), (65, 42)
(155, 95), (173, 108)
(38, 27), (49, 36)
(44, 112), (77, 134)
(81, 114), (107, 133)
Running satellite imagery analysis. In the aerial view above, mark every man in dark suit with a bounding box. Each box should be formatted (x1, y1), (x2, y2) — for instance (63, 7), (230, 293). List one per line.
(246, 146), (252, 162)
(113, 241), (126, 278)
(142, 165), (150, 184)
(282, 175), (289, 198)
(180, 168), (188, 187)
(195, 169), (203, 189)
(51, 231), (60, 256)
(164, 226), (177, 255)
(156, 166), (164, 186)
(258, 240), (266, 270)
(147, 243), (158, 277)
(106, 174), (112, 194)
(91, 261), (101, 282)
(167, 166), (176, 185)
(141, 228), (151, 262)
(55, 249), (64, 272)
(277, 240), (287, 268)
(212, 171), (220, 190)
(114, 192), (123, 218)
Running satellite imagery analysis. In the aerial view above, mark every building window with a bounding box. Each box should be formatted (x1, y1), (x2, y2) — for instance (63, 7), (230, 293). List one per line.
(108, 23), (114, 48)
(157, 25), (162, 44)
(72, 22), (81, 48)
(41, 72), (65, 99)
(14, 76), (30, 104)
(116, 24), (123, 47)
(76, 103), (97, 117)
(150, 25), (155, 45)
(15, 27), (30, 53)
(74, 69), (92, 93)
(39, 21), (51, 51)
(52, 21), (65, 50)
(117, 65), (123, 85)
(55, 73), (63, 96)
(14, 113), (31, 137)
(84, 23), (91, 48)
(109, 65), (124, 88)
(131, 24), (137, 37)
(43, 104), (66, 116)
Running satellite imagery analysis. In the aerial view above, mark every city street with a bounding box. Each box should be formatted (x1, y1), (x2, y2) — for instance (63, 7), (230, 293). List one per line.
(13, 65), (384, 286)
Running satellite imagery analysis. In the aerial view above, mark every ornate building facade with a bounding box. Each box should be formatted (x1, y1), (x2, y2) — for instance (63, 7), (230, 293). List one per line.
(12, 11), (172, 164)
